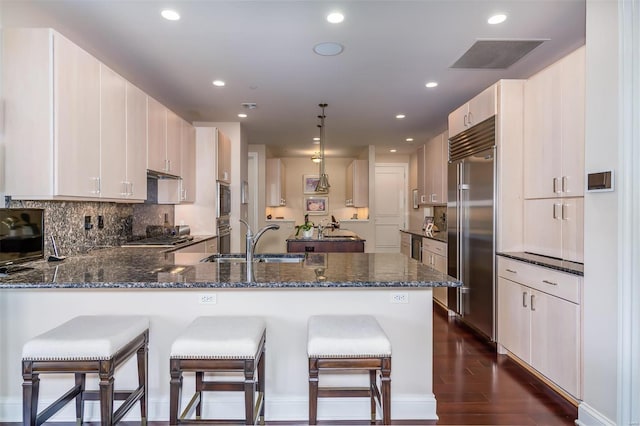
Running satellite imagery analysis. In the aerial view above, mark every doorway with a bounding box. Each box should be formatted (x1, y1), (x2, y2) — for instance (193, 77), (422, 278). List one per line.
(374, 163), (408, 253)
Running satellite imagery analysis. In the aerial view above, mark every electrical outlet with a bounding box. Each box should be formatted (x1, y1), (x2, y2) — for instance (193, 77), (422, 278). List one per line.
(84, 215), (93, 230)
(390, 292), (409, 304)
(198, 294), (217, 305)
(97, 215), (104, 229)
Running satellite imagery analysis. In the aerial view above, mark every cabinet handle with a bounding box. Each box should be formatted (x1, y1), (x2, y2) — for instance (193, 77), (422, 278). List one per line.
(129, 182), (134, 196)
(522, 291), (528, 308)
(121, 182), (128, 196)
(542, 279), (558, 286)
(561, 204), (566, 220)
(562, 176), (568, 193)
(553, 203), (561, 219)
(553, 177), (559, 193)
(468, 111), (473, 125)
(505, 268), (517, 274)
(463, 114), (468, 127)
(431, 193), (437, 202)
(530, 294), (536, 311)
(91, 177), (101, 195)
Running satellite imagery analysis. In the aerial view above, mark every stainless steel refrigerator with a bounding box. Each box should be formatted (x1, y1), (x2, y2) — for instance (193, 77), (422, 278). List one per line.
(447, 117), (496, 341)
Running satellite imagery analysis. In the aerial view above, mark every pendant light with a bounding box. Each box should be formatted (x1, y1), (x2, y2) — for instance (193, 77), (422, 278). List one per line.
(315, 103), (330, 193)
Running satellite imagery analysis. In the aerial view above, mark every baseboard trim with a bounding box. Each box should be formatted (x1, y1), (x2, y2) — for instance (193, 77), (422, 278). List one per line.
(576, 402), (616, 426)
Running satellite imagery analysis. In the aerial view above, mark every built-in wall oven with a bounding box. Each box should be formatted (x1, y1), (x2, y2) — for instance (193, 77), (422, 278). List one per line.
(217, 216), (231, 254)
(217, 182), (232, 253)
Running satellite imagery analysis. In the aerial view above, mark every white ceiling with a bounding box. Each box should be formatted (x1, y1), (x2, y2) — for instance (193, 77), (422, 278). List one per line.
(0, 0), (585, 158)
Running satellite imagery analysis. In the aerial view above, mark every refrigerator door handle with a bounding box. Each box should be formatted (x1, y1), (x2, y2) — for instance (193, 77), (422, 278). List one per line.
(457, 162), (465, 315)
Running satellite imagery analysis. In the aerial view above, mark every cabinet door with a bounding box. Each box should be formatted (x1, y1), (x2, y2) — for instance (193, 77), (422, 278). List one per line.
(147, 97), (167, 172)
(497, 277), (531, 363)
(126, 82), (148, 200)
(560, 47), (585, 197)
(217, 131), (231, 182)
(426, 133), (446, 204)
(180, 121), (196, 202)
(524, 199), (563, 259)
(416, 145), (427, 203)
(448, 103), (469, 138)
(266, 158), (285, 206)
(53, 33), (101, 197)
(530, 289), (581, 397)
(99, 64), (127, 199)
(468, 85), (497, 127)
(561, 197), (584, 263)
(345, 161), (354, 205)
(166, 109), (182, 175)
(352, 160), (369, 207)
(523, 63), (562, 199)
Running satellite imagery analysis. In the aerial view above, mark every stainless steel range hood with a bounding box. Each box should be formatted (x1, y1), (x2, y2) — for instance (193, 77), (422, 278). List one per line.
(146, 172), (181, 204)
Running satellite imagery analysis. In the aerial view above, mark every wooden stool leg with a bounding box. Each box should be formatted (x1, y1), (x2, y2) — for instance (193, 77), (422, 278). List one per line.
(244, 359), (256, 425)
(381, 358), (391, 425)
(258, 347), (266, 422)
(22, 361), (39, 426)
(169, 360), (182, 425)
(195, 372), (204, 419)
(308, 358), (319, 425)
(74, 373), (86, 424)
(137, 339), (148, 425)
(98, 361), (115, 426)
(369, 370), (376, 424)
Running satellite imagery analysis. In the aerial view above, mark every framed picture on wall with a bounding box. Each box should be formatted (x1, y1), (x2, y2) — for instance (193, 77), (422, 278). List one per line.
(303, 175), (321, 194)
(305, 196), (328, 215)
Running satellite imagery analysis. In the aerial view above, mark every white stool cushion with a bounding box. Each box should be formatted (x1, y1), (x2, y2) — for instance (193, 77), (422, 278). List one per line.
(307, 315), (392, 358)
(170, 316), (266, 360)
(22, 315), (149, 361)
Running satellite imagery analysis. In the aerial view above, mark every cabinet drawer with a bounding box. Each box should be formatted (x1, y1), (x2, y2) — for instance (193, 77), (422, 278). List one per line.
(422, 238), (446, 256)
(498, 257), (581, 304)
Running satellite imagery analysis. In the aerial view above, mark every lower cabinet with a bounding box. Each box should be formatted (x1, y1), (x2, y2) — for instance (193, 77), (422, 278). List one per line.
(287, 240), (365, 253)
(497, 257), (582, 399)
(174, 238), (217, 254)
(422, 238), (447, 307)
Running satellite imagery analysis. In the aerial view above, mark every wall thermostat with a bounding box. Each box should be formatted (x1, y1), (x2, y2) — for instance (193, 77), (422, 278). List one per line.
(587, 171), (614, 192)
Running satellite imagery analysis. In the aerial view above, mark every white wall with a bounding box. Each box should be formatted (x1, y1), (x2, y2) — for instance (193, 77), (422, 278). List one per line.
(580, 0), (640, 424)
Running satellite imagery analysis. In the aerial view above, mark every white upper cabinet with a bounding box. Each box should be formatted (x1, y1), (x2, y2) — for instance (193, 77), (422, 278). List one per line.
(3, 28), (104, 200)
(416, 132), (447, 205)
(524, 46), (585, 199)
(99, 64), (127, 199)
(125, 82), (149, 200)
(166, 109), (182, 176)
(448, 85), (497, 138)
(180, 121), (196, 203)
(346, 159), (368, 207)
(266, 158), (286, 207)
(147, 97), (167, 173)
(217, 131), (231, 183)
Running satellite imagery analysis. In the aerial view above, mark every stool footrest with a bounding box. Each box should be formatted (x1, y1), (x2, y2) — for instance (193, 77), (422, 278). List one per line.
(113, 386), (145, 424)
(82, 389), (141, 401)
(318, 386), (372, 398)
(35, 385), (82, 426)
(201, 381), (245, 392)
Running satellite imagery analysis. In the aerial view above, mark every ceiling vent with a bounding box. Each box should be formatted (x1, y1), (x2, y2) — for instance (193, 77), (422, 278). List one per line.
(451, 39), (546, 69)
(241, 102), (257, 109)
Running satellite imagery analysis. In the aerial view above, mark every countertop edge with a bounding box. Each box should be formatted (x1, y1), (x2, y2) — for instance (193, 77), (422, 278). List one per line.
(497, 252), (584, 276)
(401, 229), (447, 244)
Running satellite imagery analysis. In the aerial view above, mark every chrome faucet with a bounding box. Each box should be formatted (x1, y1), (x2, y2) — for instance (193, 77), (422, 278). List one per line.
(239, 219), (280, 264)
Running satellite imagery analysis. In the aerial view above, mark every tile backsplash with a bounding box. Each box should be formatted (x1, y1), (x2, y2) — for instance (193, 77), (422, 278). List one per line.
(6, 200), (174, 256)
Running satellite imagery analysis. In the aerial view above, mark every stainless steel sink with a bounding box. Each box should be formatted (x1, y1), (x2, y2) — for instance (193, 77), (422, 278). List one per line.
(201, 253), (305, 263)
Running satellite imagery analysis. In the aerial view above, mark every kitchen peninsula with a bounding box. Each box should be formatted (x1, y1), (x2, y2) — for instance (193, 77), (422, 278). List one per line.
(0, 249), (459, 423)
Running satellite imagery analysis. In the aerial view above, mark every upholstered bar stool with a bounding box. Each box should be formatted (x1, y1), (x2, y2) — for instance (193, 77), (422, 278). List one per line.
(21, 315), (150, 426)
(169, 316), (266, 425)
(307, 315), (392, 425)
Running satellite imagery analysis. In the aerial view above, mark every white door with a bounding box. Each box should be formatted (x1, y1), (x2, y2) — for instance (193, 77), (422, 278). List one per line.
(374, 164), (407, 253)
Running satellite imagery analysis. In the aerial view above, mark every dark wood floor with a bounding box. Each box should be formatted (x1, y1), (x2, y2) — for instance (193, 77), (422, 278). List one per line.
(2, 303), (578, 425)
(432, 304), (577, 425)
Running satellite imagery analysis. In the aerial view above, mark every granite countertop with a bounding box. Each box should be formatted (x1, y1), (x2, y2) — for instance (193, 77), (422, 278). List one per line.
(401, 228), (448, 244)
(286, 229), (365, 242)
(0, 247), (460, 289)
(497, 252), (584, 276)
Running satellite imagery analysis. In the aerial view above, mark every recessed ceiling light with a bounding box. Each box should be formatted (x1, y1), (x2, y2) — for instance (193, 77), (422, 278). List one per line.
(313, 42), (344, 56)
(212, 80), (225, 87)
(406, 138), (414, 142)
(238, 113), (247, 118)
(327, 12), (345, 24)
(390, 149), (397, 153)
(425, 81), (438, 88)
(488, 14), (507, 25)
(396, 114), (406, 119)
(161, 9), (180, 21)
